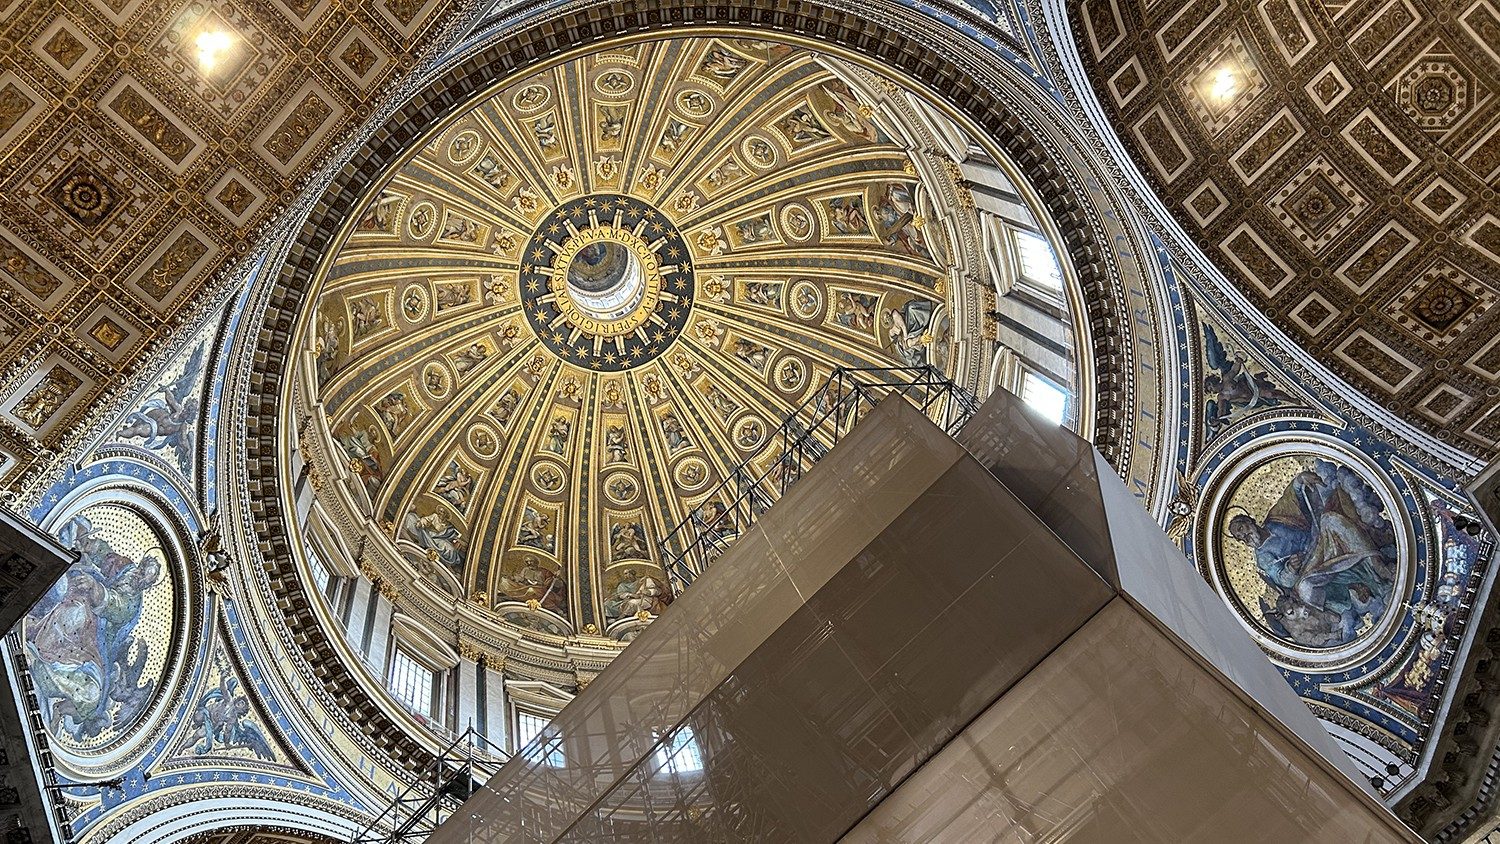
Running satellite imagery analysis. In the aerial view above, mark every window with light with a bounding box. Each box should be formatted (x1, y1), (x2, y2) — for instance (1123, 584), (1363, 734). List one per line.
(307, 551), (331, 597)
(654, 726), (704, 776)
(516, 709), (565, 766)
(388, 646), (435, 717)
(1011, 228), (1064, 293)
(1021, 371), (1069, 425)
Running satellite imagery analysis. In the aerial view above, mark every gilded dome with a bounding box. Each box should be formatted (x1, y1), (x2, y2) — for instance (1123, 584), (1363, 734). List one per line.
(293, 35), (1058, 645)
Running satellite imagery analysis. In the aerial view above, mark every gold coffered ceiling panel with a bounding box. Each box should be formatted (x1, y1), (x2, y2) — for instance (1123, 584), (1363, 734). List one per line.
(300, 36), (994, 640)
(0, 0), (465, 486)
(1071, 0), (1500, 455)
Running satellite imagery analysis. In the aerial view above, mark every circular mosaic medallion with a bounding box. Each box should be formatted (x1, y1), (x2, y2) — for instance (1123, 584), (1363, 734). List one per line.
(603, 471), (640, 505)
(675, 457), (710, 491)
(774, 355), (808, 393)
(734, 416), (767, 450)
(512, 84), (550, 112)
(790, 279), (822, 319)
(593, 70), (634, 98)
(532, 459), (567, 494)
(400, 284), (428, 322)
(448, 130), (480, 164)
(408, 201), (435, 239)
(519, 194), (694, 372)
(1204, 440), (1411, 669)
(677, 89), (713, 117)
(468, 422), (499, 458)
(421, 362), (449, 398)
(27, 504), (179, 768)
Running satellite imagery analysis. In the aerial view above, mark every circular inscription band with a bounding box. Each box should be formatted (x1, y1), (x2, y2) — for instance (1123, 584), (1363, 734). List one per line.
(521, 194), (695, 372)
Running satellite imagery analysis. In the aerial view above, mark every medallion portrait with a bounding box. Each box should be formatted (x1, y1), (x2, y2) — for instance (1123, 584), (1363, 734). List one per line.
(1215, 453), (1402, 654)
(25, 505), (177, 756)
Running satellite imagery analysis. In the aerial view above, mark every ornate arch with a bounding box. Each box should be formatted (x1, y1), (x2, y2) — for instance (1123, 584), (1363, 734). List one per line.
(91, 792), (358, 844)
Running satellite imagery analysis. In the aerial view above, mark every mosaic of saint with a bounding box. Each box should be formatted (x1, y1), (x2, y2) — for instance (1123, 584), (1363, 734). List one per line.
(300, 35), (1003, 641)
(24, 505), (175, 754)
(1218, 456), (1400, 652)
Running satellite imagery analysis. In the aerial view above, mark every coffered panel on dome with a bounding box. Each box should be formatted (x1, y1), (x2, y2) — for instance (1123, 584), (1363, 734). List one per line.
(297, 35), (1030, 644)
(0, 0), (467, 493)
(1070, 0), (1500, 455)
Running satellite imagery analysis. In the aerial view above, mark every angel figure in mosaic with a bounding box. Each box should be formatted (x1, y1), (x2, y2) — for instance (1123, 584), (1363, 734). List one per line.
(357, 193), (401, 232)
(1203, 324), (1292, 440)
(705, 160), (744, 191)
(822, 81), (877, 142)
(826, 197), (869, 235)
(873, 183), (929, 259)
(187, 653), (275, 760)
(546, 416), (571, 453)
(349, 297), (385, 338)
(375, 391), (413, 436)
(598, 105), (626, 143)
(336, 422), (384, 496)
(605, 425), (630, 464)
(734, 217), (773, 244)
(452, 343), (489, 377)
(441, 215), (482, 243)
(611, 522), (650, 561)
(494, 389), (522, 426)
(778, 107), (831, 146)
(742, 281), (782, 308)
(692, 500), (736, 544)
(473, 154), (512, 191)
(517, 507), (556, 553)
(434, 460), (475, 510)
(659, 120), (691, 154)
(833, 291), (877, 332)
(314, 313), (345, 384)
(702, 384), (739, 422)
(660, 413), (692, 451)
(117, 343), (204, 475)
(700, 47), (747, 80)
(532, 115), (559, 152)
(886, 300), (934, 368)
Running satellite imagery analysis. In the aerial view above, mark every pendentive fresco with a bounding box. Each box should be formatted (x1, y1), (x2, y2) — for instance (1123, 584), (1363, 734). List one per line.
(25, 505), (175, 761)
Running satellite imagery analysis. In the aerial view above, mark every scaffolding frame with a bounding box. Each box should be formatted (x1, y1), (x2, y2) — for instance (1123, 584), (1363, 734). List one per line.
(350, 727), (508, 844)
(659, 364), (979, 592)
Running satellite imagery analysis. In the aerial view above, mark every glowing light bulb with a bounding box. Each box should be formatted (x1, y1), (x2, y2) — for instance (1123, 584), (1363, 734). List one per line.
(195, 30), (233, 72)
(1208, 65), (1239, 105)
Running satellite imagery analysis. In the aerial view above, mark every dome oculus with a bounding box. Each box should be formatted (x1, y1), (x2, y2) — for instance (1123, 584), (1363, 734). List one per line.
(521, 194), (693, 372)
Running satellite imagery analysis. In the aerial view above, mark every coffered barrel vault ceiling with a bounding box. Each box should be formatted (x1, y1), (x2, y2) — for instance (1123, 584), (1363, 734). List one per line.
(295, 36), (1024, 641)
(0, 0), (466, 489)
(1070, 0), (1500, 456)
